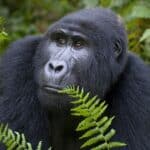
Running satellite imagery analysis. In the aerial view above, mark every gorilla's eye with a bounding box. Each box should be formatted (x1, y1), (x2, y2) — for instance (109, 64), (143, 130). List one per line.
(73, 38), (85, 49)
(56, 37), (66, 45)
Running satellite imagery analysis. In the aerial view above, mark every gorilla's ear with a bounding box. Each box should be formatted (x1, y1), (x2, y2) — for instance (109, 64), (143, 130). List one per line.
(114, 40), (122, 59)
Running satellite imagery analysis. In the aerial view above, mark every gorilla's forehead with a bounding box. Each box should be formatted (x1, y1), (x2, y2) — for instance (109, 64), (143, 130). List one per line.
(62, 8), (117, 23)
(46, 7), (127, 45)
(49, 16), (96, 35)
(48, 8), (120, 35)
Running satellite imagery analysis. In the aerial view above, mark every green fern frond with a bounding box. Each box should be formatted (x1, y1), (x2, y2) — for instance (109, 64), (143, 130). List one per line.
(0, 124), (42, 150)
(60, 86), (126, 150)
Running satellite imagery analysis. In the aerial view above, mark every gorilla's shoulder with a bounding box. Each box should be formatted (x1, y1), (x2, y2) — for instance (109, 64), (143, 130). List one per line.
(0, 36), (42, 83)
(124, 52), (150, 86)
(127, 52), (149, 73)
(5, 35), (41, 56)
(1, 35), (42, 66)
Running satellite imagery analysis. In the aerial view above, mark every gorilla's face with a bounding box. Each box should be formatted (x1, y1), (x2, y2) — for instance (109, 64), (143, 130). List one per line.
(35, 28), (94, 110)
(34, 8), (127, 110)
(42, 28), (92, 88)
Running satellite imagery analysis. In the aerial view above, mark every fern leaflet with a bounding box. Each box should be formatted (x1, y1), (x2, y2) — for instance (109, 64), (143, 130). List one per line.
(59, 86), (126, 150)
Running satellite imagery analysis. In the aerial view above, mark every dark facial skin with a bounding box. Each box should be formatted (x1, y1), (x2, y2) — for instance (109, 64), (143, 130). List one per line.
(36, 28), (93, 111)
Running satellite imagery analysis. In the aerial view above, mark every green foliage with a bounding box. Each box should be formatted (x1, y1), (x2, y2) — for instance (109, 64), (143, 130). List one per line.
(140, 29), (150, 62)
(0, 124), (44, 150)
(109, 0), (130, 8)
(0, 0), (79, 42)
(0, 31), (8, 42)
(82, 0), (99, 8)
(130, 4), (150, 19)
(140, 29), (150, 42)
(60, 86), (126, 150)
(0, 17), (9, 53)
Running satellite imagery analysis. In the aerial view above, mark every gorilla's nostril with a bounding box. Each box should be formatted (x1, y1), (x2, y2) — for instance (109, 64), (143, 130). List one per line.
(49, 63), (54, 70)
(48, 61), (66, 74)
(55, 65), (63, 72)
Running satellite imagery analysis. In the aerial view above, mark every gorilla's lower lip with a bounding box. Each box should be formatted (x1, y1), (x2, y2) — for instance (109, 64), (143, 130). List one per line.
(43, 85), (63, 93)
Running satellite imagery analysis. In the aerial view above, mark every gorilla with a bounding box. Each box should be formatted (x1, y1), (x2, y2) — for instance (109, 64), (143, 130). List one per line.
(0, 7), (150, 150)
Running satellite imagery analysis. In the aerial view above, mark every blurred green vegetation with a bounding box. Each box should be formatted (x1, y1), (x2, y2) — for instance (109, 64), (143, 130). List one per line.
(0, 17), (8, 54)
(0, 0), (150, 62)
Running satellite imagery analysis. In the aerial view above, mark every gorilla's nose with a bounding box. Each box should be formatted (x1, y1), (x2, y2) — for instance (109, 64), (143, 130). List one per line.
(45, 60), (67, 79)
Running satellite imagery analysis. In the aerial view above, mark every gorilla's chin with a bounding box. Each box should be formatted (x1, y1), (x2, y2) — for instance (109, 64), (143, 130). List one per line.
(38, 88), (72, 112)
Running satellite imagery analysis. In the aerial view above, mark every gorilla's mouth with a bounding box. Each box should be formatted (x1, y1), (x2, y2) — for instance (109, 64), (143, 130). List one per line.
(43, 85), (63, 94)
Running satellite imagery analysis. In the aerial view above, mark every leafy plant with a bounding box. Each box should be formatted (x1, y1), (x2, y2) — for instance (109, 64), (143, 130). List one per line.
(0, 17), (8, 53)
(0, 124), (43, 150)
(60, 86), (126, 150)
(0, 18), (8, 37)
(140, 29), (150, 42)
(0, 31), (8, 42)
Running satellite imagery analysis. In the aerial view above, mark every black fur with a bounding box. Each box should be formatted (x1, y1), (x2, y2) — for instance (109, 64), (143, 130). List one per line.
(0, 8), (150, 150)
